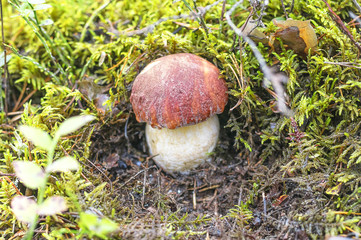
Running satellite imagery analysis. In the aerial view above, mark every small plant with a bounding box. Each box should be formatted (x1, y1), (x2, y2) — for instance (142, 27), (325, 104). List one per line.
(222, 202), (253, 229)
(78, 212), (120, 239)
(11, 115), (95, 240)
(8, 0), (70, 84)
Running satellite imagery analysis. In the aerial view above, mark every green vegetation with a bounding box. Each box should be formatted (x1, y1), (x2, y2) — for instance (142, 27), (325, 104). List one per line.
(1, 0), (361, 239)
(12, 115), (97, 239)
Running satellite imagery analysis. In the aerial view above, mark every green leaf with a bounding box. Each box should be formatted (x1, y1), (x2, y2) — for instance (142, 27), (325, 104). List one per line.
(79, 212), (119, 239)
(11, 196), (37, 224)
(33, 4), (52, 11)
(46, 156), (79, 173)
(97, 218), (119, 235)
(37, 196), (67, 215)
(79, 212), (98, 227)
(40, 19), (54, 26)
(26, 0), (45, 4)
(18, 125), (52, 152)
(55, 115), (95, 138)
(13, 161), (46, 189)
(19, 4), (34, 18)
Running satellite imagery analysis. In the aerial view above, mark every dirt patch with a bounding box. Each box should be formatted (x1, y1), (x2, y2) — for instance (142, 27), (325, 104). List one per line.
(88, 107), (328, 239)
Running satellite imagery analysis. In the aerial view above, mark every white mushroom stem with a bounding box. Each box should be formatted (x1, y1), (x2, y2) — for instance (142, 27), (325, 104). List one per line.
(146, 115), (220, 173)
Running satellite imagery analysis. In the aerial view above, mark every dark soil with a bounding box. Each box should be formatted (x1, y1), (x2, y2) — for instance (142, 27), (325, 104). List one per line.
(88, 104), (327, 239)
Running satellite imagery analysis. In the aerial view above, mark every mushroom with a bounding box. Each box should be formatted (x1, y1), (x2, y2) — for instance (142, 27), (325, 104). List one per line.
(130, 53), (228, 173)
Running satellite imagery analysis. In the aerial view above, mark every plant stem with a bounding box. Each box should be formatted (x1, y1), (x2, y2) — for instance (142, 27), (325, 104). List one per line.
(80, 0), (113, 42)
(6, 44), (61, 83)
(0, 0), (8, 115)
(27, 2), (72, 69)
(181, 0), (208, 35)
(8, 0), (67, 82)
(24, 138), (58, 239)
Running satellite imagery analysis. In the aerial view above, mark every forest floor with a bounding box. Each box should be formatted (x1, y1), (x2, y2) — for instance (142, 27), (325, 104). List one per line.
(1, 0), (361, 239)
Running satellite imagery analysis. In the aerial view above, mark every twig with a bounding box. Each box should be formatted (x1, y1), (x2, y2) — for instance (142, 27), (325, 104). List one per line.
(289, 0), (295, 13)
(119, 166), (156, 189)
(193, 177), (197, 210)
(182, 0), (208, 34)
(12, 82), (27, 112)
(324, 61), (361, 69)
(322, 0), (361, 52)
(125, 14), (190, 36)
(124, 1), (222, 36)
(250, 0), (267, 29)
(348, 11), (361, 27)
(201, 0), (223, 12)
(17, 89), (37, 111)
(80, 0), (113, 42)
(6, 44), (61, 83)
(205, 189), (218, 208)
(0, 172), (15, 177)
(2, 175), (22, 195)
(280, 0), (289, 19)
(225, 1), (292, 116)
(190, 0), (223, 34)
(0, 0), (8, 115)
(141, 167), (147, 208)
(84, 157), (112, 191)
(352, 0), (361, 14)
(262, 192), (267, 215)
(237, 187), (243, 206)
(219, 0), (227, 36)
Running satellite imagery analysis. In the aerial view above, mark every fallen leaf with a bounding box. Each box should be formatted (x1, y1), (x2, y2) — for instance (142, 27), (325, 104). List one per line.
(103, 153), (120, 169)
(272, 194), (288, 207)
(271, 18), (317, 57)
(94, 94), (110, 114)
(241, 21), (268, 45)
(326, 183), (342, 195)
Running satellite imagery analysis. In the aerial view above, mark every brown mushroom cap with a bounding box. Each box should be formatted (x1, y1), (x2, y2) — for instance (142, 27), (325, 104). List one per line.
(130, 53), (228, 129)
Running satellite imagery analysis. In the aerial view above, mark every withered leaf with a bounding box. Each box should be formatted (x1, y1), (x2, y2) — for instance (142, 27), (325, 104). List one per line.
(271, 19), (317, 57)
(241, 21), (268, 45)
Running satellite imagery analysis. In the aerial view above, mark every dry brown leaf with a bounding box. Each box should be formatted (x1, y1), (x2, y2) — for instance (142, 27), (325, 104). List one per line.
(241, 21), (269, 45)
(271, 18), (317, 57)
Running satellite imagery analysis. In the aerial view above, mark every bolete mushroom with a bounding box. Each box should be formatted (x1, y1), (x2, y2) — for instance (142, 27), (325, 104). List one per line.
(130, 53), (228, 173)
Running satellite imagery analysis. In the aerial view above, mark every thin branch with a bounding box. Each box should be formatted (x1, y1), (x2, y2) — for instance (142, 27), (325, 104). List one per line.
(324, 61), (361, 69)
(219, 0), (227, 35)
(225, 1), (292, 116)
(80, 0), (113, 42)
(201, 0), (223, 13)
(348, 11), (361, 27)
(289, 0), (295, 13)
(280, 0), (289, 19)
(184, 0), (208, 34)
(0, 172), (15, 177)
(125, 14), (190, 36)
(119, 166), (156, 189)
(352, 0), (361, 14)
(124, 0), (222, 37)
(8, 0), (65, 82)
(322, 0), (361, 52)
(6, 44), (61, 83)
(0, 0), (8, 115)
